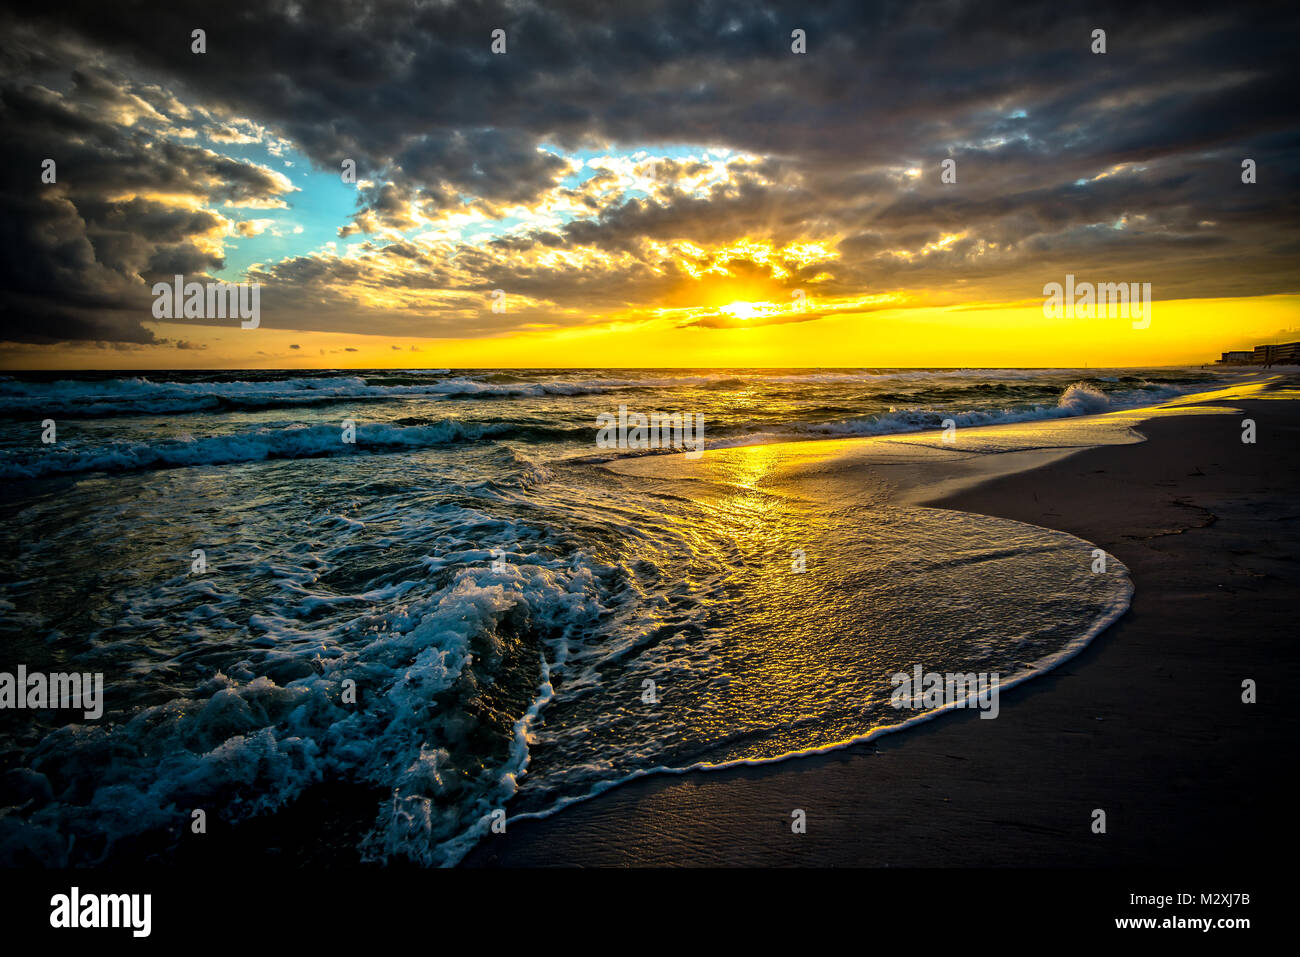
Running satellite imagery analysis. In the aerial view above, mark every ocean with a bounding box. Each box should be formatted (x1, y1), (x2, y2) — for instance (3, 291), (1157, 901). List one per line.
(0, 367), (1224, 865)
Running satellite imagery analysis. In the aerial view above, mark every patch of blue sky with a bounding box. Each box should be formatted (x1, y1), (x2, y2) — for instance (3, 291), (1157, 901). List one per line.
(418, 142), (738, 244)
(212, 139), (736, 273)
(203, 137), (359, 279)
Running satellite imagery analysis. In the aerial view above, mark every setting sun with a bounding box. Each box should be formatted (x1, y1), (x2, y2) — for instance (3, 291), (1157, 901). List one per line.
(721, 301), (762, 320)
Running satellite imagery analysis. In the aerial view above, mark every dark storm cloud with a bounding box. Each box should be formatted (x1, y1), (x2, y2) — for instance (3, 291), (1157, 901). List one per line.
(0, 0), (1297, 342)
(0, 27), (297, 342)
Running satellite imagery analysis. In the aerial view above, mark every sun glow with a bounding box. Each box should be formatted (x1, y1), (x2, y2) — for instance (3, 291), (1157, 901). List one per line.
(721, 301), (761, 320)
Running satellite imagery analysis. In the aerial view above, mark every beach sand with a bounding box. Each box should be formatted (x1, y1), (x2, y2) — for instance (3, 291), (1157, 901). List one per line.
(463, 377), (1299, 866)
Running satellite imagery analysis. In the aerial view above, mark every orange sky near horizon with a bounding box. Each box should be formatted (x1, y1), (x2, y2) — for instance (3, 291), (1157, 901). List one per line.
(3, 293), (1295, 370)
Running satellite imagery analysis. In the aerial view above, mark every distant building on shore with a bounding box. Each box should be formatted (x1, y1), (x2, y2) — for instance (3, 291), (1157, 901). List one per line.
(1216, 342), (1300, 365)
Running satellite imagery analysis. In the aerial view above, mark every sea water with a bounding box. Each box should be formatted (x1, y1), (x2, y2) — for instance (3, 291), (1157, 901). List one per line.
(0, 367), (1223, 864)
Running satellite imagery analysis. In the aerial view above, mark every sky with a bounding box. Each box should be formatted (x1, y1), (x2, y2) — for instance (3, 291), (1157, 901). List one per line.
(0, 0), (1297, 369)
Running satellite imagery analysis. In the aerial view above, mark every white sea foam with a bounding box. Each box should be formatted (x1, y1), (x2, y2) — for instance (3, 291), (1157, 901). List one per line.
(0, 368), (1206, 867)
(0, 420), (512, 479)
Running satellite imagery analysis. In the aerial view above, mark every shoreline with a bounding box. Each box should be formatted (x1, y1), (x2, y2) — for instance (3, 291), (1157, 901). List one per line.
(463, 376), (1298, 866)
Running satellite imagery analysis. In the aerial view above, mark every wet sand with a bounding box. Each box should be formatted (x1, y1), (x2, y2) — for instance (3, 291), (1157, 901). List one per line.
(464, 377), (1299, 866)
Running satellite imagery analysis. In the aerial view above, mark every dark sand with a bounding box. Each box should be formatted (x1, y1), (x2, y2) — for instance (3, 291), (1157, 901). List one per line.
(464, 383), (1299, 866)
